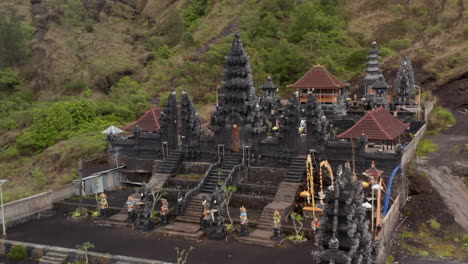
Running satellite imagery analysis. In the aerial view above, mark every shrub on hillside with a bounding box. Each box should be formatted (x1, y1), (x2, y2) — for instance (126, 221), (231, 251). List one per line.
(428, 105), (456, 134)
(64, 80), (87, 93)
(108, 76), (150, 116)
(429, 219), (441, 231)
(0, 12), (33, 67)
(387, 38), (411, 51)
(0, 69), (20, 94)
(416, 139), (438, 157)
(7, 245), (27, 261)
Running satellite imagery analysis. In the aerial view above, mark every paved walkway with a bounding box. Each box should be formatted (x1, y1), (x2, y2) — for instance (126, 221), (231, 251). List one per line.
(7, 215), (314, 264)
(415, 110), (468, 231)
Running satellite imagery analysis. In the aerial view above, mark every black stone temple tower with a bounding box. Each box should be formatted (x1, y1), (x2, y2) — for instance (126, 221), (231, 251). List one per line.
(211, 33), (258, 152)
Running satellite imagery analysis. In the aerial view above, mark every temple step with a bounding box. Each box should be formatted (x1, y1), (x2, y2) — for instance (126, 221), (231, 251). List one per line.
(154, 222), (205, 240)
(237, 229), (282, 248)
(39, 252), (68, 264)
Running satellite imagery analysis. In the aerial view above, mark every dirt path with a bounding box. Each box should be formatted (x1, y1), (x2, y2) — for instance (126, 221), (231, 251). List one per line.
(415, 110), (468, 231)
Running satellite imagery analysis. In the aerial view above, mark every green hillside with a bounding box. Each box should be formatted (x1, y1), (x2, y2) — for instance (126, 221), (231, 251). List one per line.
(0, 0), (466, 202)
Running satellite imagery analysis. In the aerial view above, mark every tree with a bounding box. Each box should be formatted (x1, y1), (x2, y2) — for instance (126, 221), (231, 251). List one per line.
(109, 76), (150, 117)
(175, 246), (194, 264)
(149, 184), (167, 211)
(0, 69), (20, 94)
(220, 182), (237, 226)
(76, 242), (95, 264)
(289, 212), (305, 241)
(0, 11), (32, 67)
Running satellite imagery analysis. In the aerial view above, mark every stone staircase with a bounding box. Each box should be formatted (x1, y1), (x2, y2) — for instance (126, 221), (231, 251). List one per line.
(154, 193), (206, 240)
(201, 153), (242, 193)
(39, 251), (68, 264)
(175, 193), (206, 224)
(239, 159), (303, 247)
(156, 150), (184, 174)
(283, 157), (306, 183)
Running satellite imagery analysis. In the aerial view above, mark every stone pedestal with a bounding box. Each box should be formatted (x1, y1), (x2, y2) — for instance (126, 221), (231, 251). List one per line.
(127, 212), (136, 223)
(271, 227), (283, 241)
(239, 223), (249, 237)
(207, 225), (226, 240)
(160, 214), (169, 226)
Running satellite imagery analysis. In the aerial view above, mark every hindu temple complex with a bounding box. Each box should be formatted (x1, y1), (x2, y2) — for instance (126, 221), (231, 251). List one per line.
(2, 32), (427, 264)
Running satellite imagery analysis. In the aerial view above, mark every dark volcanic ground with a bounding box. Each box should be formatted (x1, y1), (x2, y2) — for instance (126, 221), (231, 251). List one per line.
(7, 215), (314, 264)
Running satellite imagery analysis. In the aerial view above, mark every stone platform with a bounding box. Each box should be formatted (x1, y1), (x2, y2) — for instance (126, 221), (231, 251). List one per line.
(238, 229), (283, 247)
(154, 222), (205, 240)
(95, 213), (129, 229)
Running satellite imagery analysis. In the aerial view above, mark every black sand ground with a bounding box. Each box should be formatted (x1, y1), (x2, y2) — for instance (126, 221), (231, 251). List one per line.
(7, 215), (314, 264)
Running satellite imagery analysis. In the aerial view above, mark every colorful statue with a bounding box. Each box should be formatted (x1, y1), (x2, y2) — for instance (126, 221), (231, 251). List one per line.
(99, 193), (108, 209)
(273, 210), (281, 228)
(239, 206), (249, 237)
(126, 196), (136, 223)
(240, 206), (248, 225)
(312, 218), (320, 231)
(202, 200), (211, 226)
(160, 198), (170, 226)
(161, 199), (169, 216)
(271, 210), (283, 241)
(126, 196), (136, 212)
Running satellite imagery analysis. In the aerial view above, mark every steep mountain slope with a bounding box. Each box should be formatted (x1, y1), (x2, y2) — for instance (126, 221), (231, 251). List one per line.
(0, 0), (465, 202)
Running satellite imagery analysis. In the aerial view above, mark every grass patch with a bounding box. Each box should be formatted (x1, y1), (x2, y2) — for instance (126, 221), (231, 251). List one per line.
(397, 223), (468, 261)
(175, 174), (203, 180)
(416, 139), (438, 157)
(428, 105), (456, 134)
(384, 255), (394, 264)
(429, 219), (441, 231)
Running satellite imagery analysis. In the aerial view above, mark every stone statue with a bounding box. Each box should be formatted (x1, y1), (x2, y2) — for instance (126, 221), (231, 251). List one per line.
(160, 199), (169, 226)
(99, 193), (109, 218)
(126, 196), (136, 223)
(271, 210), (283, 241)
(239, 205), (249, 236)
(135, 202), (154, 231)
(201, 200), (211, 230)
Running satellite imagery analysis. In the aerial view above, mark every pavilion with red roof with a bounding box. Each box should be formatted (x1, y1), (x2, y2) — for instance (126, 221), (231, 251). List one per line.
(123, 106), (207, 133)
(288, 66), (348, 103)
(123, 107), (163, 132)
(337, 107), (409, 148)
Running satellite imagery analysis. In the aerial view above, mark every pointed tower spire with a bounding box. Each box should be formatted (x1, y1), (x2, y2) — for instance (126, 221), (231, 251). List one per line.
(210, 33), (259, 151)
(394, 55), (416, 105)
(364, 41), (381, 96)
(181, 91), (201, 153)
(158, 91), (178, 148)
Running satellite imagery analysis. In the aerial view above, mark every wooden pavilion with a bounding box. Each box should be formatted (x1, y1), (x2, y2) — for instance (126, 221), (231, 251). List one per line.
(288, 66), (348, 103)
(337, 107), (409, 149)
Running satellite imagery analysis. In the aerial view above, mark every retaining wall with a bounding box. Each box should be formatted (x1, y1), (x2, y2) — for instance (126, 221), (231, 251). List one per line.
(0, 239), (172, 264)
(1, 184), (74, 227)
(375, 195), (402, 264)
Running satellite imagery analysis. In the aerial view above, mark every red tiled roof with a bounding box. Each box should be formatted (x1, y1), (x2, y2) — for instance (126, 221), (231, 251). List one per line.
(122, 106), (208, 132)
(288, 66), (347, 89)
(366, 161), (383, 178)
(123, 107), (162, 132)
(337, 107), (409, 141)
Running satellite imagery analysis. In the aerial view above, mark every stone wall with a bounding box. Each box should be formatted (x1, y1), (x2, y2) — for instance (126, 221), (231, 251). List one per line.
(231, 194), (274, 209)
(1, 185), (73, 228)
(375, 195), (402, 264)
(0, 239), (171, 264)
(180, 162), (211, 174)
(242, 167), (287, 185)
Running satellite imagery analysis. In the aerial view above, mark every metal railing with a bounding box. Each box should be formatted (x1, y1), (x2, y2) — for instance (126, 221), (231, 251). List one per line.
(212, 163), (243, 212)
(177, 164), (215, 216)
